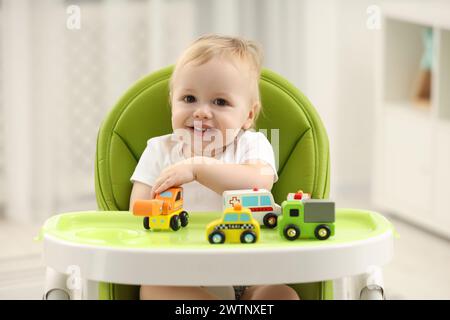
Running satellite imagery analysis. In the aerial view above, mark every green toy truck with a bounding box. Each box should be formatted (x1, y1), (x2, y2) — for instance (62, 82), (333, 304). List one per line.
(278, 192), (335, 241)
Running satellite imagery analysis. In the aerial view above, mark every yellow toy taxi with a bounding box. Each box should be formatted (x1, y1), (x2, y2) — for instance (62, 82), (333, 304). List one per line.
(206, 203), (261, 244)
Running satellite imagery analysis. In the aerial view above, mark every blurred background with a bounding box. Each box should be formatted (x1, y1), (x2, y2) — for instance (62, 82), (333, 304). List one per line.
(0, 0), (449, 299)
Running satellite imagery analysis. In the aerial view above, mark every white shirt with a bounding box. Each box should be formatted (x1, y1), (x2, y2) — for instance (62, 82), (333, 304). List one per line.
(130, 130), (278, 212)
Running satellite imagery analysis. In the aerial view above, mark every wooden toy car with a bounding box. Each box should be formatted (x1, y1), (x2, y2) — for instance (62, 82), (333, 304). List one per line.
(278, 191), (335, 241)
(206, 203), (261, 244)
(222, 188), (283, 228)
(132, 187), (189, 231)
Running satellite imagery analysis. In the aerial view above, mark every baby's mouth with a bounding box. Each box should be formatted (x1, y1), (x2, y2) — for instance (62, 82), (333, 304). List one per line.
(186, 121), (214, 136)
(186, 126), (209, 133)
(193, 126), (208, 133)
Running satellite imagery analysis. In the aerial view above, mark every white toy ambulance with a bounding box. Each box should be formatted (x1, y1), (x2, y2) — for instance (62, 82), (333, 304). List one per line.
(222, 188), (282, 228)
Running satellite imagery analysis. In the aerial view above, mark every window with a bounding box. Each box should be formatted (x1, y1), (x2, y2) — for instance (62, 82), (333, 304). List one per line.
(242, 196), (258, 207)
(240, 213), (250, 222)
(159, 191), (173, 198)
(175, 191), (181, 201)
(224, 213), (238, 222)
(290, 209), (299, 217)
(260, 196), (271, 206)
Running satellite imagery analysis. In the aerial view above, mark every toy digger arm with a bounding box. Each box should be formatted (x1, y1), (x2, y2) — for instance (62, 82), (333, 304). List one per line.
(133, 199), (164, 216)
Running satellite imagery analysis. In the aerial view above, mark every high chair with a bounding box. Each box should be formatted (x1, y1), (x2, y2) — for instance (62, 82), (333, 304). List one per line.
(40, 66), (395, 300)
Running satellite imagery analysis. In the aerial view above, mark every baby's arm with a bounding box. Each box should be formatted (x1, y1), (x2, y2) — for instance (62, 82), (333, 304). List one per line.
(129, 181), (153, 211)
(151, 157), (274, 197)
(195, 159), (274, 194)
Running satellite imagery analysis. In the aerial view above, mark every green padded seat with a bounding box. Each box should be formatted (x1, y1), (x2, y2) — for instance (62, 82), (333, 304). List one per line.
(95, 65), (331, 300)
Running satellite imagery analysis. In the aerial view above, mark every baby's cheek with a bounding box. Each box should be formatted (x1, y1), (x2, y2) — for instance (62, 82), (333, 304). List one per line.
(171, 109), (185, 126)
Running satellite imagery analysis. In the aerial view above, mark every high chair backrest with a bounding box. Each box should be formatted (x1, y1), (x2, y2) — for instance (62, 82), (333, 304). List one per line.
(95, 65), (330, 211)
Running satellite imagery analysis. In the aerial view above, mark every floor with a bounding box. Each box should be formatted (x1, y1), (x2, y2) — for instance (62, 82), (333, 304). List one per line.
(0, 208), (449, 299)
(382, 214), (450, 299)
(0, 222), (44, 299)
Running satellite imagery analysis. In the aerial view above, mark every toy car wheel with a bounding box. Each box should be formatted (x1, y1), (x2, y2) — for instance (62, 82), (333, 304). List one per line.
(179, 211), (189, 227)
(170, 215), (181, 231)
(208, 230), (226, 244)
(263, 213), (278, 228)
(315, 225), (331, 240)
(283, 224), (300, 241)
(240, 230), (257, 243)
(143, 217), (150, 230)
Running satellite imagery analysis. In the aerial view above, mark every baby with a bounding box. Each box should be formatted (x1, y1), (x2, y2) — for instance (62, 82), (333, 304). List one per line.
(129, 34), (299, 300)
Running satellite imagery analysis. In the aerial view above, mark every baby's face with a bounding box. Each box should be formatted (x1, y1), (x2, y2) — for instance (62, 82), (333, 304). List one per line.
(170, 56), (256, 155)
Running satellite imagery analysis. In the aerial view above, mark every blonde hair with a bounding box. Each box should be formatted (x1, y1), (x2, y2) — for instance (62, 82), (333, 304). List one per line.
(169, 34), (264, 127)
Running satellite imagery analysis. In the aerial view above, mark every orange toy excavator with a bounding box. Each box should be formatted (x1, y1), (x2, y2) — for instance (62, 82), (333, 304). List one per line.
(132, 187), (189, 231)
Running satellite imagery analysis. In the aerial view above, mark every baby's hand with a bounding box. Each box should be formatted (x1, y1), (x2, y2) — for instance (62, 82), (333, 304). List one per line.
(151, 161), (196, 197)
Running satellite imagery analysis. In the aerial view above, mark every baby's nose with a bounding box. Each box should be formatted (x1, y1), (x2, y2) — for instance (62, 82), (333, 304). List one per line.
(193, 104), (212, 119)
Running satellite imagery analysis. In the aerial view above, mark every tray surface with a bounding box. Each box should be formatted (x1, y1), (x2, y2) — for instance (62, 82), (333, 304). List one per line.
(40, 209), (394, 249)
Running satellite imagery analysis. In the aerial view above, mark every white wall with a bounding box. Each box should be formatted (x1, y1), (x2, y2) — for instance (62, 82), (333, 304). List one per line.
(334, 0), (379, 201)
(301, 0), (339, 198)
(299, 0), (380, 204)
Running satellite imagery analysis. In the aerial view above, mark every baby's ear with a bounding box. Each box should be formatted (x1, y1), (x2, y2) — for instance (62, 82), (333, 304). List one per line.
(243, 102), (258, 130)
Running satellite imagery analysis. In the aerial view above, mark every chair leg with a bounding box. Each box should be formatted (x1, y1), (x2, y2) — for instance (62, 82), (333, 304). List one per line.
(334, 266), (386, 300)
(43, 267), (70, 300)
(82, 280), (101, 300)
(43, 266), (85, 300)
(359, 266), (385, 300)
(333, 277), (352, 300)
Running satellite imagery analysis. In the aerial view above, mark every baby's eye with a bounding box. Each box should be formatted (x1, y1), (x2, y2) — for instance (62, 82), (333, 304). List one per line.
(183, 95), (196, 103)
(213, 98), (229, 106)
